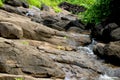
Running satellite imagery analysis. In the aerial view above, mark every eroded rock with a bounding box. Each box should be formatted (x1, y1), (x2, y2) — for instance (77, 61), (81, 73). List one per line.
(0, 22), (23, 39)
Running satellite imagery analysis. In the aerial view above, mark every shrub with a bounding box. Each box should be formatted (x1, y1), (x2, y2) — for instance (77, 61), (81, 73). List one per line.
(0, 0), (4, 6)
(80, 0), (111, 24)
(27, 0), (41, 8)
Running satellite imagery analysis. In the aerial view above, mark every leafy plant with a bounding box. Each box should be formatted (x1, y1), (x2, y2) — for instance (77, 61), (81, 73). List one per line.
(0, 0), (4, 6)
(79, 0), (111, 24)
(27, 0), (41, 8)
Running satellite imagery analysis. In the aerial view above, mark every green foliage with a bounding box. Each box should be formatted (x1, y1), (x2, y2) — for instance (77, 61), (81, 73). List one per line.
(79, 0), (111, 24)
(21, 41), (29, 45)
(0, 0), (111, 24)
(25, 0), (96, 13)
(15, 77), (24, 80)
(27, 0), (41, 8)
(0, 0), (4, 6)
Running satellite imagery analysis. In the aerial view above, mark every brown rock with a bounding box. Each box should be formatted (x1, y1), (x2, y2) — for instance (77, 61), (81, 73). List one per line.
(0, 22), (23, 39)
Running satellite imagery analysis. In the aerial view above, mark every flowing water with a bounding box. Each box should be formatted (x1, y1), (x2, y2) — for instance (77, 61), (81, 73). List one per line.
(64, 35), (120, 80)
(77, 38), (97, 54)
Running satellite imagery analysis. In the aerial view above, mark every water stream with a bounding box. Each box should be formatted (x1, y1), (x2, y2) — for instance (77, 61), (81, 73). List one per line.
(77, 38), (97, 54)
(64, 35), (119, 80)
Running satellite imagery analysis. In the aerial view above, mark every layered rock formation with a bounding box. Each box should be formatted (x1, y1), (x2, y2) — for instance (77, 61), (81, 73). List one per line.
(0, 0), (120, 80)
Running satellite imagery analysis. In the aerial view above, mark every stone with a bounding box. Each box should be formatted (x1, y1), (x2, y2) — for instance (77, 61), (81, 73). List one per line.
(93, 43), (105, 57)
(59, 2), (86, 14)
(104, 41), (120, 63)
(0, 22), (23, 39)
(110, 28), (120, 41)
(0, 7), (119, 80)
(4, 0), (22, 7)
(0, 73), (63, 80)
(0, 4), (28, 15)
(0, 37), (116, 79)
(4, 0), (29, 8)
(67, 27), (84, 33)
(102, 23), (119, 42)
(91, 23), (119, 42)
(94, 41), (120, 65)
(0, 38), (65, 78)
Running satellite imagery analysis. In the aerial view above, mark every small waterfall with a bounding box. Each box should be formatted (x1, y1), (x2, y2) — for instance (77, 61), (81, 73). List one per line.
(77, 38), (97, 54)
(98, 74), (119, 80)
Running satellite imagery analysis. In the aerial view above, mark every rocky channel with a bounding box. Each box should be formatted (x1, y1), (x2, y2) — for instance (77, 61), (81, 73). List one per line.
(0, 0), (120, 80)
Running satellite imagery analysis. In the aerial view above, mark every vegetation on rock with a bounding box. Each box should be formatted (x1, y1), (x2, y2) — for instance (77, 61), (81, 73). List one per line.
(0, 0), (111, 24)
(80, 0), (111, 24)
(24, 0), (112, 24)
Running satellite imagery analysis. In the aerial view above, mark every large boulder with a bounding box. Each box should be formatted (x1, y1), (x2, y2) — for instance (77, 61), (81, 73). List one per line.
(0, 22), (23, 39)
(0, 73), (63, 80)
(59, 2), (86, 14)
(0, 4), (28, 15)
(110, 28), (120, 41)
(0, 37), (119, 79)
(91, 23), (120, 42)
(4, 0), (29, 8)
(0, 10), (91, 47)
(94, 41), (120, 65)
(0, 3), (86, 33)
(0, 38), (65, 78)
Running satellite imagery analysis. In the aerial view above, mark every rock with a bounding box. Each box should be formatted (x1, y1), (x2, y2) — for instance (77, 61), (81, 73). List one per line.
(91, 23), (104, 40)
(0, 37), (117, 79)
(41, 4), (50, 11)
(0, 73), (63, 80)
(0, 22), (23, 39)
(0, 10), (90, 47)
(67, 27), (84, 33)
(93, 43), (106, 58)
(103, 41), (120, 64)
(64, 20), (85, 31)
(110, 28), (120, 41)
(91, 23), (119, 42)
(94, 41), (120, 65)
(1, 3), (86, 33)
(59, 2), (86, 14)
(4, 0), (29, 8)
(22, 1), (29, 8)
(0, 38), (65, 78)
(4, 0), (22, 7)
(102, 23), (119, 42)
(26, 6), (41, 17)
(0, 4), (28, 15)
(0, 9), (119, 80)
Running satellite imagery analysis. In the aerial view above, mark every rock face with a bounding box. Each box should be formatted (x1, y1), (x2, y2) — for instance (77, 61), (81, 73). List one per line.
(91, 23), (120, 42)
(110, 28), (120, 41)
(94, 41), (120, 65)
(0, 37), (119, 80)
(0, 38), (65, 78)
(4, 0), (29, 8)
(59, 2), (86, 14)
(0, 9), (91, 47)
(0, 3), (86, 33)
(0, 22), (23, 39)
(0, 2), (120, 80)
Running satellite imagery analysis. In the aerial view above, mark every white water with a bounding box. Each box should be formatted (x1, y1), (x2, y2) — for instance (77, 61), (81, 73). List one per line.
(26, 6), (41, 16)
(77, 38), (97, 54)
(64, 37), (120, 80)
(98, 74), (119, 80)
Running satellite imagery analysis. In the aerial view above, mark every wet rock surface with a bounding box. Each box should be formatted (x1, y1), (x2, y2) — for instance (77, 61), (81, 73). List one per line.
(0, 37), (119, 80)
(0, 2), (120, 80)
(94, 41), (120, 65)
